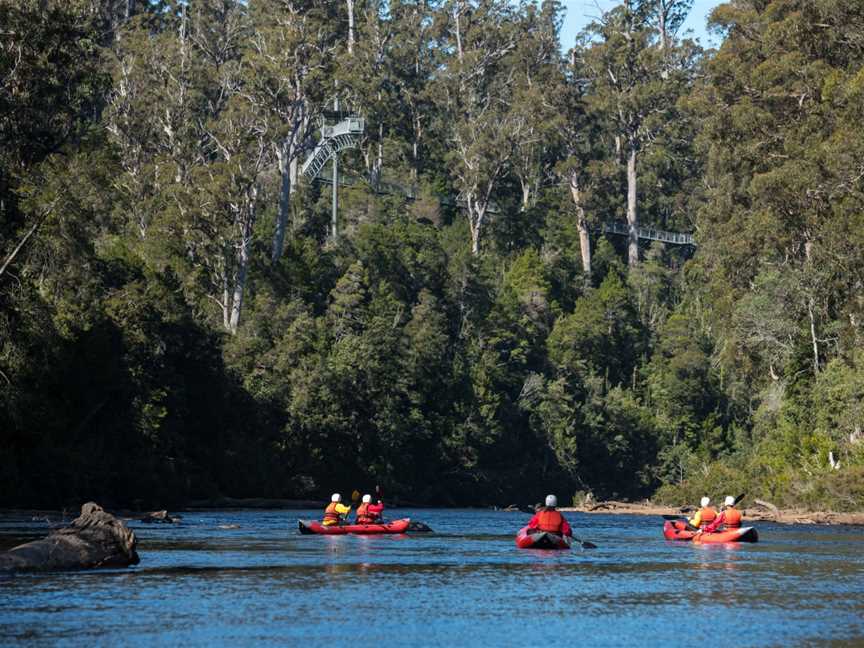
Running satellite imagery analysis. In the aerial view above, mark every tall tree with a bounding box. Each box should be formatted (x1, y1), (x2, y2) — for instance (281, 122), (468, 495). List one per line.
(245, 0), (336, 264)
(435, 0), (522, 255)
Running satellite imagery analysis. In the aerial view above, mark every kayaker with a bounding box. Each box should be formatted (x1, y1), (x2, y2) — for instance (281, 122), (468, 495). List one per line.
(322, 493), (351, 526)
(688, 496), (717, 529)
(355, 494), (384, 524)
(700, 495), (742, 534)
(526, 495), (573, 537)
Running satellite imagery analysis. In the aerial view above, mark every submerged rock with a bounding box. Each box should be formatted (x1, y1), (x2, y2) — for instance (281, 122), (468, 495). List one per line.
(407, 521), (433, 533)
(140, 510), (181, 524)
(0, 502), (139, 572)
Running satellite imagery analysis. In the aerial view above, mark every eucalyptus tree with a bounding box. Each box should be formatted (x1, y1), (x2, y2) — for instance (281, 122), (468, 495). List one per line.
(388, 0), (441, 181)
(580, 1), (696, 267)
(106, 0), (271, 334)
(435, 0), (525, 255)
(694, 0), (864, 383)
(508, 1), (566, 214)
(244, 0), (338, 263)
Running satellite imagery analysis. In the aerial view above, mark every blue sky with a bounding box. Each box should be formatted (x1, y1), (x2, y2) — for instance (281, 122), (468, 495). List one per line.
(558, 0), (725, 49)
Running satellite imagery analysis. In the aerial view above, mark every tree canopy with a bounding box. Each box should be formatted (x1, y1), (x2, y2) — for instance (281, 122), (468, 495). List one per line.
(1, 0), (863, 510)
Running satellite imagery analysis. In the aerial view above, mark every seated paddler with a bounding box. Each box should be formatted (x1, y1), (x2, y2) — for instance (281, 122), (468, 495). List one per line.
(526, 494), (573, 537)
(701, 495), (742, 534)
(355, 494), (384, 524)
(688, 496), (717, 529)
(322, 493), (351, 526)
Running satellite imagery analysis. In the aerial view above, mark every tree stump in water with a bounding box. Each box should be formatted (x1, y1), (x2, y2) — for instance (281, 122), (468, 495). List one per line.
(0, 502), (139, 572)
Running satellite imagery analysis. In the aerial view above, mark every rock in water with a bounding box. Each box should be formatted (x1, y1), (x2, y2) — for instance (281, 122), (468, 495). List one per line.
(407, 521), (433, 533)
(140, 510), (181, 524)
(0, 502), (139, 572)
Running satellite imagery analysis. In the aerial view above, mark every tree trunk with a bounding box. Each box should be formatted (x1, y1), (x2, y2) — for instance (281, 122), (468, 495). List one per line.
(520, 178), (530, 212)
(346, 0), (355, 55)
(658, 1), (669, 52)
(222, 264), (231, 331)
(228, 186), (256, 334)
(569, 170), (591, 275)
(808, 296), (820, 376)
(467, 196), (486, 256)
(626, 144), (639, 267)
(271, 141), (292, 263)
(454, 2), (464, 63)
(0, 210), (49, 279)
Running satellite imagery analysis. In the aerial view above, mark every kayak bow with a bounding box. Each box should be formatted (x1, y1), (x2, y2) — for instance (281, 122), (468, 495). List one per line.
(515, 525), (572, 550)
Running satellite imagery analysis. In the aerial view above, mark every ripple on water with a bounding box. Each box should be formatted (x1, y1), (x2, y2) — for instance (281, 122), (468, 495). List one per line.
(1, 510), (863, 646)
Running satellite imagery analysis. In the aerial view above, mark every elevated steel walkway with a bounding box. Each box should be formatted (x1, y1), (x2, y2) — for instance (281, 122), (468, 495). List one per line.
(312, 170), (695, 246)
(301, 117), (365, 179)
(600, 220), (695, 246)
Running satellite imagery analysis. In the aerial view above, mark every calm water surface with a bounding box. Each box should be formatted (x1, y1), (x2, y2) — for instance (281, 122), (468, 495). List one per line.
(1, 509), (863, 646)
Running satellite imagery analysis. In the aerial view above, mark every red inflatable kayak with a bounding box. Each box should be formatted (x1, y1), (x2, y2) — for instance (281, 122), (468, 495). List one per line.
(515, 525), (572, 550)
(663, 520), (758, 543)
(298, 518), (410, 535)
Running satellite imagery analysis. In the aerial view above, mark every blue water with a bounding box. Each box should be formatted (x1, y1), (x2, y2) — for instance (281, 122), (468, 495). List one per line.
(2, 509), (863, 646)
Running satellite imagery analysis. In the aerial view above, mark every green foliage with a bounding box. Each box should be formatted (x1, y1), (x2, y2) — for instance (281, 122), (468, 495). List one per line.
(2, 0), (863, 512)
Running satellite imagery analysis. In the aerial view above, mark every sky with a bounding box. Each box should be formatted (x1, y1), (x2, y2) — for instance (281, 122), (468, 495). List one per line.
(558, 0), (725, 50)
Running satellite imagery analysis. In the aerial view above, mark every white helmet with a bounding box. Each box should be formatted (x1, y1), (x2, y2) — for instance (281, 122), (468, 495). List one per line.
(362, 494), (372, 503)
(724, 495), (736, 507)
(331, 493), (341, 503)
(700, 497), (710, 508)
(545, 494), (557, 508)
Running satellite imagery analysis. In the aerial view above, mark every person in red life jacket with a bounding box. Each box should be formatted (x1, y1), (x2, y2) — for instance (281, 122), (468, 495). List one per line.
(700, 495), (742, 534)
(355, 494), (384, 524)
(322, 493), (351, 526)
(688, 496), (717, 529)
(526, 495), (573, 537)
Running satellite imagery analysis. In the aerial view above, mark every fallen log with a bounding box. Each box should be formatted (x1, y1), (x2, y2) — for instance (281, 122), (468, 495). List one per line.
(0, 502), (139, 572)
(753, 499), (780, 520)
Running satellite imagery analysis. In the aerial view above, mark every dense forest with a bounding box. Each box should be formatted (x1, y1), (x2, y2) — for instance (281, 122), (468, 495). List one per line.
(1, 0), (863, 510)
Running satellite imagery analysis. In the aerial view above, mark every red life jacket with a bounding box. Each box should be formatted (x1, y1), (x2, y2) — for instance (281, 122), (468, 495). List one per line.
(724, 508), (742, 528)
(537, 509), (564, 533)
(700, 507), (717, 526)
(356, 503), (380, 524)
(323, 502), (342, 524)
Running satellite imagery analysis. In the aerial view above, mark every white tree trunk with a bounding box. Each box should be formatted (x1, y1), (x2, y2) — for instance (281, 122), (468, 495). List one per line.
(346, 0), (355, 55)
(454, 2), (464, 63)
(626, 145), (639, 267)
(569, 171), (591, 275)
(228, 186), (257, 334)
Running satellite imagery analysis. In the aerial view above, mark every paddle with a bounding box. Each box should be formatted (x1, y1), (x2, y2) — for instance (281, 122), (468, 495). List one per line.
(342, 490), (359, 524)
(662, 514), (689, 521)
(573, 537), (597, 550)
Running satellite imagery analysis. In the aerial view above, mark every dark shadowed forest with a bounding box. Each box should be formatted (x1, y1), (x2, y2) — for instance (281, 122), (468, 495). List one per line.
(2, 0), (863, 510)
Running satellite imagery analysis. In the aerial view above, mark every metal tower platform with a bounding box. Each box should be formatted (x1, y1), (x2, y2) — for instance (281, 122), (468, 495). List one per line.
(301, 117), (365, 179)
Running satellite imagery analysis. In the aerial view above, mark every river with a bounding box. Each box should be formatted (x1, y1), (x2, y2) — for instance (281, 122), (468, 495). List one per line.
(2, 509), (863, 646)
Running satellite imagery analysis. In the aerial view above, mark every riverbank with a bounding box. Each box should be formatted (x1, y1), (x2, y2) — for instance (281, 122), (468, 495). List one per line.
(558, 500), (864, 525)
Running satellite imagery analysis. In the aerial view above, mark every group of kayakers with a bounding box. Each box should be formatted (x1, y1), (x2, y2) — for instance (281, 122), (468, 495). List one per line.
(687, 495), (742, 534)
(323, 493), (384, 526)
(320, 490), (744, 537)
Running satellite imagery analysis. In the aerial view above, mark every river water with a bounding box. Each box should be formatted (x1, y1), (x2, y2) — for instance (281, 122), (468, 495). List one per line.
(1, 509), (863, 646)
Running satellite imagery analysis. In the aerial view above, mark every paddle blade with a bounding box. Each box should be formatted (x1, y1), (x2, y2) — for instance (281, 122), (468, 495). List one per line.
(733, 493), (746, 506)
(662, 514), (688, 520)
(580, 540), (598, 549)
(351, 490), (361, 503)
